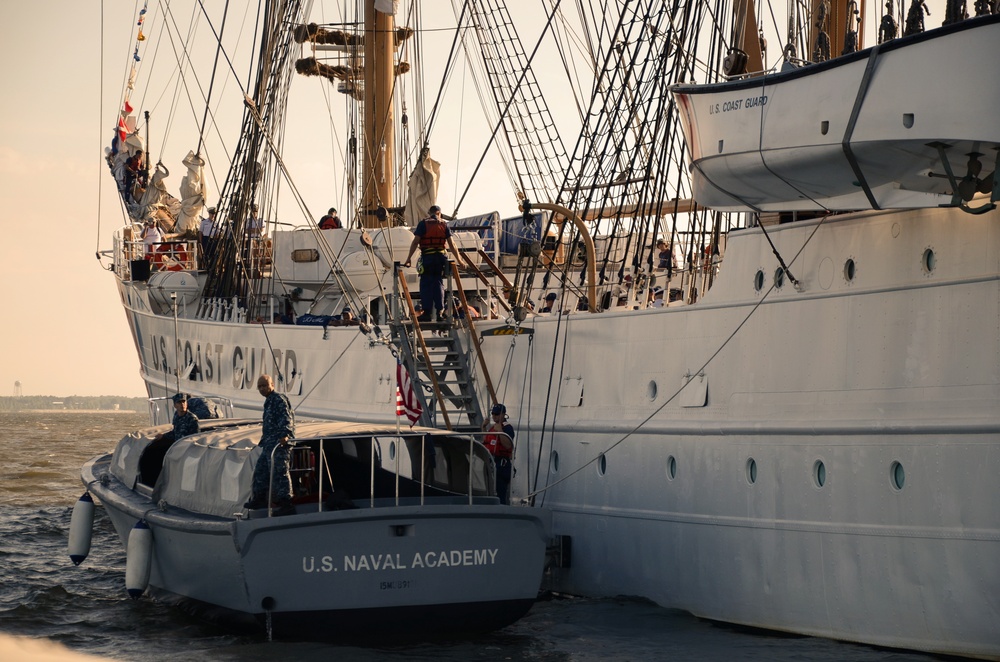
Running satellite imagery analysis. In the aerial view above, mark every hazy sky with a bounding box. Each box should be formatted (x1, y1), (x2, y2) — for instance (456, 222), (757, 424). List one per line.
(0, 0), (952, 397)
(0, 2), (147, 397)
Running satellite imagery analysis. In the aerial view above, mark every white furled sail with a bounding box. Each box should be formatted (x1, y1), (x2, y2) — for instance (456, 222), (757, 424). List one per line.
(404, 152), (440, 224)
(175, 150), (207, 235)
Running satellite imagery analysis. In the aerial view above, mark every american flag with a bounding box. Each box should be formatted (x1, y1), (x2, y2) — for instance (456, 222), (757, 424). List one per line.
(395, 359), (422, 425)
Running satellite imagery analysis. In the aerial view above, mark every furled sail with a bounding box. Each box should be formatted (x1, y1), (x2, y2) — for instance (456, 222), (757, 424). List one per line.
(175, 151), (207, 235)
(404, 153), (441, 226)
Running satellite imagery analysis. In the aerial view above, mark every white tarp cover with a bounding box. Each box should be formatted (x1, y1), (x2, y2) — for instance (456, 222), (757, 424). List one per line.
(109, 427), (162, 489)
(152, 427), (261, 517)
(175, 151), (208, 235)
(404, 152), (440, 227)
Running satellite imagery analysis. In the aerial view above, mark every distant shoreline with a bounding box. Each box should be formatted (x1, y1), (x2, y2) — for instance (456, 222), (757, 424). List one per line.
(19, 409), (139, 414)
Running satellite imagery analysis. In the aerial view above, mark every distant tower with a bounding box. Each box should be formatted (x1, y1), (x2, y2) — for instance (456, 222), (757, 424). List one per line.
(13, 381), (22, 398)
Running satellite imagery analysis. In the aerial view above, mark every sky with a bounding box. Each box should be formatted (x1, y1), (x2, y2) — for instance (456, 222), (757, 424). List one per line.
(0, 0), (953, 397)
(0, 2), (147, 397)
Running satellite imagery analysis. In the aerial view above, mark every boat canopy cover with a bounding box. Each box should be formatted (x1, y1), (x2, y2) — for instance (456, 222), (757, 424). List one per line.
(152, 426), (261, 517)
(110, 427), (166, 489)
(111, 421), (496, 518)
(450, 212), (544, 255)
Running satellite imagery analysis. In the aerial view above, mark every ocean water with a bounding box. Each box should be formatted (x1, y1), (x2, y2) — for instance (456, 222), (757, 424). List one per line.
(0, 412), (940, 661)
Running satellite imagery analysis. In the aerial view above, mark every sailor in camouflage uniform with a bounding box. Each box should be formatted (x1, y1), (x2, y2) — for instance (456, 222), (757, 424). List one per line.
(153, 393), (200, 443)
(246, 374), (296, 509)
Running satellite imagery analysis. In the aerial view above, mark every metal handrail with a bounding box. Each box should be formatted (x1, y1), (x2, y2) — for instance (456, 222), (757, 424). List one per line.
(449, 261), (498, 406)
(395, 264), (454, 430)
(146, 395), (234, 425)
(261, 431), (500, 516)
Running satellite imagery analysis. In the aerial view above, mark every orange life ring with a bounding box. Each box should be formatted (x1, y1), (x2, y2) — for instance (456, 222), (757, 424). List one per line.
(152, 243), (190, 272)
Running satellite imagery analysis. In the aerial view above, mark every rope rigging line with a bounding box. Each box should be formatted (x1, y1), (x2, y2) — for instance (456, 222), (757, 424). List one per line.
(155, 0), (240, 191)
(466, 0), (571, 202)
(423, 1), (470, 146)
(452, 0), (565, 214)
(96, 0), (111, 267)
(196, 0), (231, 156)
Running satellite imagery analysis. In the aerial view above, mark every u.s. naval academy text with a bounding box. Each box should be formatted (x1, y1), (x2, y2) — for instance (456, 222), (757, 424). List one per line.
(302, 548), (499, 573)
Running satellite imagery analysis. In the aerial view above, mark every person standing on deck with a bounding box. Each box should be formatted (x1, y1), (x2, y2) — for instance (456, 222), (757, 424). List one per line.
(482, 404), (515, 505)
(245, 374), (296, 511)
(199, 206), (218, 264)
(404, 205), (456, 322)
(152, 393), (200, 443)
(141, 220), (163, 259)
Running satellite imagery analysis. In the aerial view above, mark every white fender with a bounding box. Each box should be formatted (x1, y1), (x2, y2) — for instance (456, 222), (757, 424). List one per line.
(125, 520), (152, 599)
(68, 493), (95, 566)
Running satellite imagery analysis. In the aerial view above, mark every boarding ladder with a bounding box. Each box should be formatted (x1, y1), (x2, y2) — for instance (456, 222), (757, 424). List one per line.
(390, 261), (500, 432)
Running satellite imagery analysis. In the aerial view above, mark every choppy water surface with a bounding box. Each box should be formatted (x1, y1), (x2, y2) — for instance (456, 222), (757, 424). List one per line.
(0, 412), (938, 661)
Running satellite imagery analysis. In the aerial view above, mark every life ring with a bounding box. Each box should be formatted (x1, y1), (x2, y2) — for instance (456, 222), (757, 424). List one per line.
(152, 242), (189, 272)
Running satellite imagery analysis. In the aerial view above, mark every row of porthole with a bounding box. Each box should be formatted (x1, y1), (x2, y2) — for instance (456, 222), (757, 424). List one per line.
(550, 452), (907, 491)
(752, 248), (938, 293)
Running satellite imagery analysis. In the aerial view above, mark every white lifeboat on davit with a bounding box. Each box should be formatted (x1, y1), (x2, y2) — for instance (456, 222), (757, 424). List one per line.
(671, 14), (1000, 213)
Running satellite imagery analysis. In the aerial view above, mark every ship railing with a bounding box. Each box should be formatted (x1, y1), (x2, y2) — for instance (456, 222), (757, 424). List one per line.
(195, 292), (289, 324)
(112, 227), (200, 281)
(265, 431), (497, 517)
(195, 296), (247, 323)
(111, 226), (144, 280)
(147, 395), (234, 426)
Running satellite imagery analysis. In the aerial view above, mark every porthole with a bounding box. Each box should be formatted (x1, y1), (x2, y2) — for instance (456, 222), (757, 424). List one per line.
(753, 269), (765, 292)
(647, 380), (658, 401)
(820, 120), (829, 135)
(844, 258), (856, 282)
(550, 451), (560, 473)
(922, 247), (936, 274)
(773, 267), (785, 289)
(597, 453), (607, 477)
(813, 460), (826, 488)
(389, 440), (396, 461)
(746, 458), (757, 485)
(902, 113), (914, 129)
(666, 455), (677, 480)
(890, 461), (905, 490)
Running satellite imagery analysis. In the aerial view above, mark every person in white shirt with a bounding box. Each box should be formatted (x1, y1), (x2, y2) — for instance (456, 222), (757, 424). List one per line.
(650, 286), (665, 308)
(199, 206), (218, 264)
(141, 220), (162, 258)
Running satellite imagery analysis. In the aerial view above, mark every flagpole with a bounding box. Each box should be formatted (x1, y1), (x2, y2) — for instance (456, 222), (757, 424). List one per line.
(395, 357), (402, 507)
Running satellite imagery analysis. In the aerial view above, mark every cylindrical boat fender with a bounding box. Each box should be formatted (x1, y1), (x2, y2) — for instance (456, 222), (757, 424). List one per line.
(125, 520), (152, 599)
(68, 493), (95, 566)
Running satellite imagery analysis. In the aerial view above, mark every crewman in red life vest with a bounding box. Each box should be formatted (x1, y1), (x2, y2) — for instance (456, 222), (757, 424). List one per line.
(482, 403), (515, 504)
(404, 205), (457, 322)
(319, 207), (342, 229)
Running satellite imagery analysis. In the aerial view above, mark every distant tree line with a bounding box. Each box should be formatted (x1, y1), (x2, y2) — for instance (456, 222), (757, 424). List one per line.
(0, 395), (148, 412)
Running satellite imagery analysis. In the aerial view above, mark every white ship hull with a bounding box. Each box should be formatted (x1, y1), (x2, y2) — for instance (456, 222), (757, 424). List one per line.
(118, 202), (1000, 657)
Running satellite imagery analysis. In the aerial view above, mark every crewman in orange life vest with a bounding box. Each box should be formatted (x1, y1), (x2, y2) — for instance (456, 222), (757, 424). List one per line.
(404, 205), (456, 322)
(482, 403), (515, 504)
